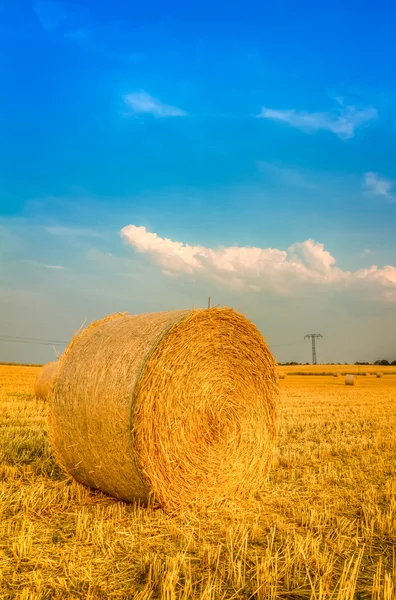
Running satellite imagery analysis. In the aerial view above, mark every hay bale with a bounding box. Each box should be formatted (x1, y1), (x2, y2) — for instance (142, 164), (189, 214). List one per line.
(35, 361), (58, 400)
(49, 308), (279, 511)
(333, 372), (341, 378)
(345, 374), (357, 386)
(278, 371), (286, 379)
(376, 372), (383, 378)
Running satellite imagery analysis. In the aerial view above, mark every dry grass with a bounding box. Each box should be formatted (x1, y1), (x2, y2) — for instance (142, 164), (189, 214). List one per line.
(50, 308), (278, 511)
(34, 361), (58, 400)
(0, 364), (395, 598)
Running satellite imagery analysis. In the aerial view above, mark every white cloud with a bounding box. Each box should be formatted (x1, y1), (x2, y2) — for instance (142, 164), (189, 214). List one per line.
(364, 172), (396, 202)
(258, 99), (377, 140)
(23, 260), (64, 270)
(124, 92), (187, 118)
(120, 225), (396, 299)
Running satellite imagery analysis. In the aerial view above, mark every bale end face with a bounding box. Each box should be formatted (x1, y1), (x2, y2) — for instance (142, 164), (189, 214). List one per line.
(345, 374), (357, 386)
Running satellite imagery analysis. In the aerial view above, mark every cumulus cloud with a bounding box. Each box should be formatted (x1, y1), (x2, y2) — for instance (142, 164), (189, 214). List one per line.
(124, 92), (187, 118)
(364, 172), (396, 202)
(258, 99), (377, 140)
(120, 225), (396, 299)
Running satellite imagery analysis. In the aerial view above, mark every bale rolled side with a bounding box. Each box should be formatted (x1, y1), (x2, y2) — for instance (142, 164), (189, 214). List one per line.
(49, 308), (279, 510)
(345, 374), (357, 386)
(35, 361), (58, 400)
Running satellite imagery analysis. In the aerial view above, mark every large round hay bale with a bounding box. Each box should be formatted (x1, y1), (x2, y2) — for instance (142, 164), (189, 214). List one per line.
(49, 308), (279, 511)
(345, 374), (357, 386)
(35, 361), (58, 400)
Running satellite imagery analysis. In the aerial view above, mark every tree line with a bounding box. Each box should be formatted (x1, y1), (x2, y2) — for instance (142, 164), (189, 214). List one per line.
(278, 360), (396, 366)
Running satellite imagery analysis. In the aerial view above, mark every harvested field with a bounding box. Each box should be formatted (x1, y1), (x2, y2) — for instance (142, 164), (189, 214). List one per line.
(0, 364), (395, 598)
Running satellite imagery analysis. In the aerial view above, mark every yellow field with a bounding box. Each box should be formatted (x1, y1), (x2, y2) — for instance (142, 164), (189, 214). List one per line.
(0, 364), (395, 599)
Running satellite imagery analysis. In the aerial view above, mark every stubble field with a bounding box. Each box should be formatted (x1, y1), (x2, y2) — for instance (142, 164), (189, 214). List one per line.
(0, 364), (395, 599)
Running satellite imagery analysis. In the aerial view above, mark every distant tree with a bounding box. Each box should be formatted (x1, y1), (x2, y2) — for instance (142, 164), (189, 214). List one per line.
(391, 360), (396, 366)
(374, 359), (390, 366)
(355, 362), (370, 365)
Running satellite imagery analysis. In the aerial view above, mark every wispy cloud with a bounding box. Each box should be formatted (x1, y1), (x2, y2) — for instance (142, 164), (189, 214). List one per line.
(120, 225), (396, 299)
(34, 2), (144, 64)
(23, 260), (64, 270)
(360, 248), (373, 257)
(255, 161), (317, 190)
(124, 92), (187, 118)
(258, 99), (377, 140)
(34, 1), (66, 31)
(364, 172), (396, 202)
(44, 226), (102, 238)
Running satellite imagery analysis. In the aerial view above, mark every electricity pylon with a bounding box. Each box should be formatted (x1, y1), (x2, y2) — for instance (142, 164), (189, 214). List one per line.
(304, 333), (323, 365)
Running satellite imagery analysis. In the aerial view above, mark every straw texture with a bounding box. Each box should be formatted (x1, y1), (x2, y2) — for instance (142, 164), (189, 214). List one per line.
(49, 308), (279, 510)
(35, 361), (58, 400)
(345, 374), (357, 386)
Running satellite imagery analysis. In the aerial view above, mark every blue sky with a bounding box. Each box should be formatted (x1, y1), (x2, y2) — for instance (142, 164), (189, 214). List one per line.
(1, 0), (396, 364)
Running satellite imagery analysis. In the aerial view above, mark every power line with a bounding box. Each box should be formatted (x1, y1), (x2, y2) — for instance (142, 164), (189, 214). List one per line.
(0, 335), (67, 347)
(0, 333), (304, 351)
(270, 341), (301, 348)
(0, 334), (67, 344)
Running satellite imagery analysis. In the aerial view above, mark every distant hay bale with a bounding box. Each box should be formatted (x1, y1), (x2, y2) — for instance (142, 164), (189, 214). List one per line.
(333, 372), (341, 378)
(345, 374), (357, 386)
(49, 308), (279, 511)
(35, 361), (58, 400)
(278, 371), (286, 379)
(376, 372), (383, 378)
